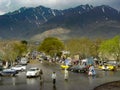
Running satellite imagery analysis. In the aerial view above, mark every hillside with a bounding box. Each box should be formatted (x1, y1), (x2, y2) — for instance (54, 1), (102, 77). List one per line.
(0, 5), (120, 41)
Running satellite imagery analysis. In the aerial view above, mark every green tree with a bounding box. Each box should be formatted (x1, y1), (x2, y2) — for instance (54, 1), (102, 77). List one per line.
(90, 38), (103, 59)
(13, 41), (28, 56)
(0, 41), (19, 65)
(99, 36), (120, 61)
(38, 37), (65, 56)
(65, 38), (94, 59)
(21, 40), (28, 45)
(0, 40), (28, 66)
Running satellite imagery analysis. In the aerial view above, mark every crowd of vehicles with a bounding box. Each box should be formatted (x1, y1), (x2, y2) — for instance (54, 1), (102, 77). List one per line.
(0, 66), (40, 77)
(98, 64), (117, 71)
(0, 51), (120, 78)
(60, 57), (120, 74)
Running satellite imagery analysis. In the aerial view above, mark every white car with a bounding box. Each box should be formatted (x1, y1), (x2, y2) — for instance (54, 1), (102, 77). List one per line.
(26, 67), (40, 78)
(20, 57), (28, 65)
(11, 65), (26, 71)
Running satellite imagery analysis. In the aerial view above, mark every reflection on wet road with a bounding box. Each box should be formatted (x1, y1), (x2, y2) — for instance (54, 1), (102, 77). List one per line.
(0, 62), (120, 90)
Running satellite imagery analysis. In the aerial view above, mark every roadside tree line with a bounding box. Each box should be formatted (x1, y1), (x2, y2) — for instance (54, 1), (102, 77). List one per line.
(0, 35), (119, 64)
(37, 36), (120, 62)
(0, 40), (27, 65)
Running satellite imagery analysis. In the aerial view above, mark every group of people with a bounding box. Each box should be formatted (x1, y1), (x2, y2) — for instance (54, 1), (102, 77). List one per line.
(51, 69), (69, 86)
(39, 69), (69, 86)
(40, 65), (96, 86)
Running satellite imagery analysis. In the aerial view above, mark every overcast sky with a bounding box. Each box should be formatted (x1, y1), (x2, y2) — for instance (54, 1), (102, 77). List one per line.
(0, 0), (120, 15)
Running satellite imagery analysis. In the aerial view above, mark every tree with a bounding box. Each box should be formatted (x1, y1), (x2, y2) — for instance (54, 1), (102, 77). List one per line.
(90, 38), (103, 59)
(0, 40), (28, 63)
(21, 40), (28, 45)
(99, 36), (120, 61)
(38, 37), (65, 57)
(0, 41), (19, 66)
(13, 41), (28, 56)
(65, 38), (93, 59)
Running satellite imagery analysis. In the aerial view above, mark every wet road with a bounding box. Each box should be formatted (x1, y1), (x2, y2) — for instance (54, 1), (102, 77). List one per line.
(0, 61), (120, 90)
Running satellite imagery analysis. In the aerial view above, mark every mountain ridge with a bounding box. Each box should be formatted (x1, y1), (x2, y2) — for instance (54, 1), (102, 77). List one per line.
(0, 4), (120, 41)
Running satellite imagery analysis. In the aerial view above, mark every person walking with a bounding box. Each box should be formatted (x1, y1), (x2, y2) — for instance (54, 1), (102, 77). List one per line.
(88, 65), (96, 76)
(64, 69), (69, 81)
(52, 72), (56, 86)
(39, 69), (43, 81)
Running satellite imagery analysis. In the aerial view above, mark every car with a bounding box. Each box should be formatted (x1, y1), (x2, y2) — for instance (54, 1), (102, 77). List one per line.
(68, 64), (89, 73)
(26, 67), (40, 78)
(60, 64), (70, 69)
(98, 64), (117, 71)
(0, 69), (18, 76)
(20, 57), (28, 65)
(11, 65), (26, 71)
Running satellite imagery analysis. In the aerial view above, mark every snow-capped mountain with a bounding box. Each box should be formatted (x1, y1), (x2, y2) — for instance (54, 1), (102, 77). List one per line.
(0, 5), (120, 40)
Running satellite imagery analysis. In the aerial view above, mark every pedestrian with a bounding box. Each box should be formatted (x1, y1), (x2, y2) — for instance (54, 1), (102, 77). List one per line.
(52, 72), (56, 85)
(64, 69), (69, 81)
(39, 69), (43, 81)
(88, 65), (96, 76)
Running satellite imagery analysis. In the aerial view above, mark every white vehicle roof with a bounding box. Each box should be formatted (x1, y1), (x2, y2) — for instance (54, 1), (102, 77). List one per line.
(28, 67), (39, 71)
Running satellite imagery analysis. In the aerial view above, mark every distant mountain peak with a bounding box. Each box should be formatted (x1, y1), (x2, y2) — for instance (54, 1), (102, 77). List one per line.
(0, 4), (120, 40)
(7, 7), (27, 15)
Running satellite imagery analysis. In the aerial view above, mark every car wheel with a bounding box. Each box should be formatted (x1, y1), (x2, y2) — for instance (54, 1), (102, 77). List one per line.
(21, 68), (24, 71)
(78, 70), (81, 73)
(11, 74), (15, 77)
(0, 74), (3, 76)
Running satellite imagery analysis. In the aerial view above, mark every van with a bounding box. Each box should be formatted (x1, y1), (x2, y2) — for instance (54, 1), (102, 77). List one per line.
(20, 57), (28, 65)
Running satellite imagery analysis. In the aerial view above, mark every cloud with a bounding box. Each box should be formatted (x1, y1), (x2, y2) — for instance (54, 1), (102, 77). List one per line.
(0, 0), (120, 15)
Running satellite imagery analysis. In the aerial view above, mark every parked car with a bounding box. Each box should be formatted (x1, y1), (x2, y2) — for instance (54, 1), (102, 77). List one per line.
(0, 69), (18, 76)
(60, 64), (70, 69)
(26, 67), (40, 78)
(68, 64), (89, 73)
(20, 57), (28, 65)
(98, 64), (117, 71)
(11, 65), (26, 71)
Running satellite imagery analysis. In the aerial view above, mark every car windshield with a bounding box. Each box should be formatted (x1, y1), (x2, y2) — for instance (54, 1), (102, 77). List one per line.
(29, 68), (38, 71)
(15, 65), (21, 67)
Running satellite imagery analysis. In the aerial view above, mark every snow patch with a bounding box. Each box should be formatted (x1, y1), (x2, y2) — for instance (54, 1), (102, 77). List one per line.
(35, 21), (40, 28)
(10, 27), (13, 31)
(51, 10), (56, 16)
(81, 6), (86, 10)
(41, 11), (47, 22)
(25, 16), (32, 23)
(33, 14), (38, 20)
(61, 12), (64, 15)
(18, 10), (21, 13)
(96, 21), (98, 23)
(48, 10), (51, 14)
(102, 7), (105, 13)
(42, 15), (47, 22)
(105, 17), (108, 20)
(60, 11), (64, 15)
(42, 12), (45, 15)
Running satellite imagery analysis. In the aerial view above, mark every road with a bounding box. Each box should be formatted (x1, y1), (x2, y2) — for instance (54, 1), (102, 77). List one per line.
(0, 61), (120, 90)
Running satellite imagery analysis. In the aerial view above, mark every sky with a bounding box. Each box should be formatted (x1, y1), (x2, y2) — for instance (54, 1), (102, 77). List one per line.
(0, 0), (120, 15)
